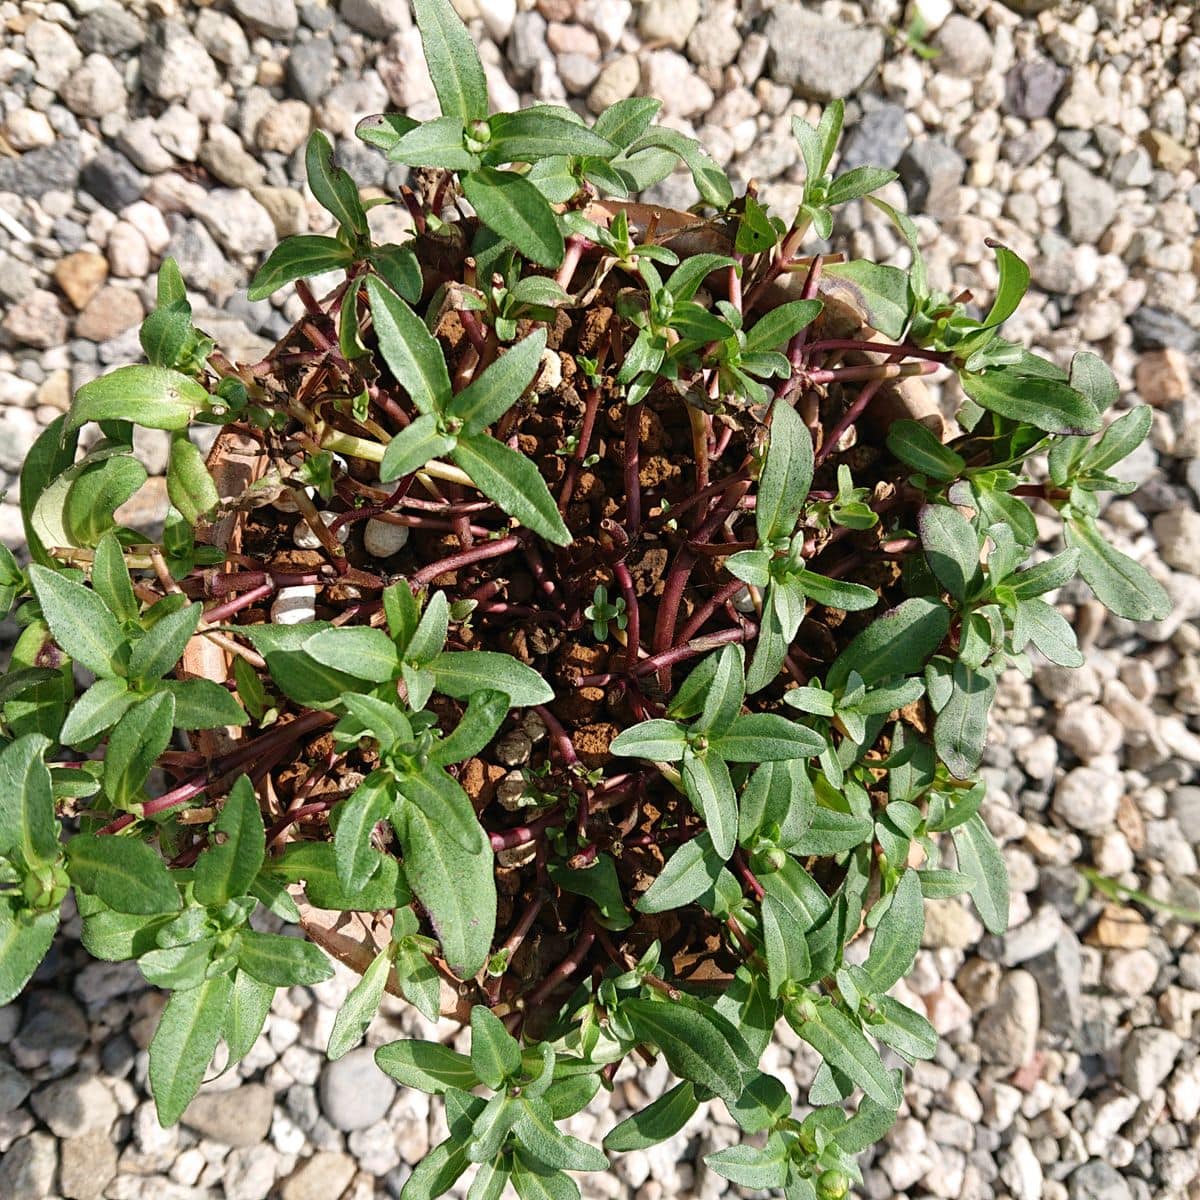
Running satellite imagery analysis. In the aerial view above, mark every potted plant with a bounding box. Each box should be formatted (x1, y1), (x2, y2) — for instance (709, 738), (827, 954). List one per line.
(0, 1), (1169, 1196)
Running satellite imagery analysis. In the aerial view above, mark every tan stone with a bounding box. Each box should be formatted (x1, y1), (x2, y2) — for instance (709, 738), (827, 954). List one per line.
(1142, 129), (1193, 173)
(74, 284), (144, 343)
(2, 288), (67, 348)
(1089, 902), (1149, 949)
(280, 1152), (357, 1200)
(1135, 347), (1191, 407)
(252, 185), (309, 237)
(36, 369), (71, 412)
(54, 251), (109, 310)
(60, 1129), (118, 1200)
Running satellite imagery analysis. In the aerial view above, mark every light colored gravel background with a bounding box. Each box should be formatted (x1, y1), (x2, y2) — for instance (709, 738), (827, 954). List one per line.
(1, 1), (1199, 1198)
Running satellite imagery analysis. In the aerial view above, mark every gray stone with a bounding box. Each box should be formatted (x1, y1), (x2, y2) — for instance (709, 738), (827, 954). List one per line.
(1003, 59), (1067, 119)
(933, 15), (992, 78)
(287, 37), (335, 105)
(167, 217), (241, 298)
(340, 0), (411, 38)
(1002, 905), (1064, 966)
(199, 126), (267, 189)
(27, 18), (82, 91)
(0, 1132), (57, 1198)
(509, 11), (551, 72)
(232, 0), (300, 39)
(2, 291), (68, 353)
(140, 21), (220, 102)
(766, 8), (885, 100)
(897, 138), (965, 216)
(1057, 157), (1118, 243)
(976, 970), (1040, 1068)
(0, 139), (81, 198)
(1120, 1028), (1182, 1100)
(195, 9), (251, 64)
(77, 6), (145, 55)
(198, 188), (277, 258)
(80, 148), (146, 211)
(30, 1073), (119, 1137)
(1026, 930), (1083, 1036)
(1168, 786), (1200, 842)
(1152, 506), (1200, 574)
(0, 1059), (31, 1114)
(841, 103), (909, 171)
(319, 1047), (396, 1132)
(11, 990), (89, 1058)
(1129, 308), (1200, 354)
(116, 118), (175, 174)
(1069, 1161), (1132, 1200)
(182, 1083), (275, 1147)
(60, 1129), (119, 1200)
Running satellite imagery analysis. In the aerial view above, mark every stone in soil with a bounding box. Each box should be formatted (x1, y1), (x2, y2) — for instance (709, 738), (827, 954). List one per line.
(80, 148), (146, 212)
(975, 969), (1040, 1068)
(765, 7), (885, 101)
(319, 1047), (396, 1132)
(182, 1083), (275, 1147)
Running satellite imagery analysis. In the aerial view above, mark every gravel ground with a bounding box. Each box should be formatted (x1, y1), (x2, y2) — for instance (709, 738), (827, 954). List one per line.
(1, 1), (1199, 1198)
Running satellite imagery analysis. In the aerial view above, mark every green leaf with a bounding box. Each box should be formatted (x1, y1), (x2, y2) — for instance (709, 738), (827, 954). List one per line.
(303, 625), (400, 684)
(726, 1072), (791, 1135)
(194, 776), (265, 906)
(548, 854), (631, 931)
(887, 418), (964, 481)
(328, 947), (391, 1060)
(386, 115), (477, 170)
(512, 1098), (609, 1171)
(335, 775), (392, 892)
(681, 749), (737, 860)
(789, 806), (873, 855)
(828, 597), (950, 691)
(959, 368), (1101, 436)
(511, 1153), (580, 1200)
(916, 869), (973, 898)
(237, 929), (333, 987)
(466, 1093), (518, 1163)
(452, 434), (571, 546)
(486, 111), (616, 164)
(704, 1135), (790, 1190)
(604, 1081), (697, 1151)
(863, 870), (923, 992)
(744, 300), (823, 355)
(663, 253), (737, 303)
(637, 833), (723, 914)
(714, 713), (826, 761)
(1069, 349), (1120, 414)
(469, 1004), (523, 1090)
(305, 130), (368, 240)
(379, 413), (459, 483)
(1007, 549), (1080, 599)
(21, 416), (79, 565)
(399, 803), (496, 978)
(68, 365), (211, 432)
(395, 941), (444, 1026)
(247, 235), (355, 301)
(148, 973), (233, 1125)
(794, 1005), (899, 1108)
(623, 999), (745, 1104)
(166, 436), (219, 524)
(951, 811), (1009, 935)
(60, 678), (134, 748)
(413, 0), (489, 123)
(28, 564), (125, 679)
(627, 127), (734, 209)
(757, 398), (814, 545)
(64, 455), (147, 547)
(981, 243), (1030, 330)
(92, 532), (138, 625)
(375, 1039), (479, 1094)
(429, 650), (553, 707)
(128, 602), (201, 683)
(762, 892), (810, 996)
(370, 243), (423, 303)
(461, 168), (565, 268)
(872, 994), (937, 1061)
(824, 260), (910, 340)
(66, 834), (180, 915)
(795, 569), (878, 612)
(0, 897), (60, 1007)
(1084, 405), (1153, 477)
(1066, 517), (1171, 621)
(140, 303), (191, 368)
(430, 689), (511, 766)
(593, 97), (661, 148)
(401, 765), (484, 855)
(1014, 597), (1084, 668)
(160, 679), (249, 729)
(918, 503), (981, 603)
(694, 644), (745, 738)
(447, 328), (547, 436)
(365, 275), (451, 417)
(835, 1085), (900, 1154)
(103, 691), (175, 809)
(356, 112), (420, 153)
(467, 1160), (510, 1200)
(268, 841), (409, 911)
(933, 660), (997, 779)
(222, 969), (274, 1070)
(0, 733), (57, 866)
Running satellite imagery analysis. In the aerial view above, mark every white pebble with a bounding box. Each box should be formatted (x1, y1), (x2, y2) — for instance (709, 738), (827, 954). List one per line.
(270, 585), (317, 626)
(732, 585), (757, 614)
(293, 511), (349, 550)
(363, 518), (410, 558)
(272, 485), (314, 514)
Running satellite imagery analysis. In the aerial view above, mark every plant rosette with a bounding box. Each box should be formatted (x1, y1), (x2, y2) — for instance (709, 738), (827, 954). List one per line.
(0, 1), (1169, 1197)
